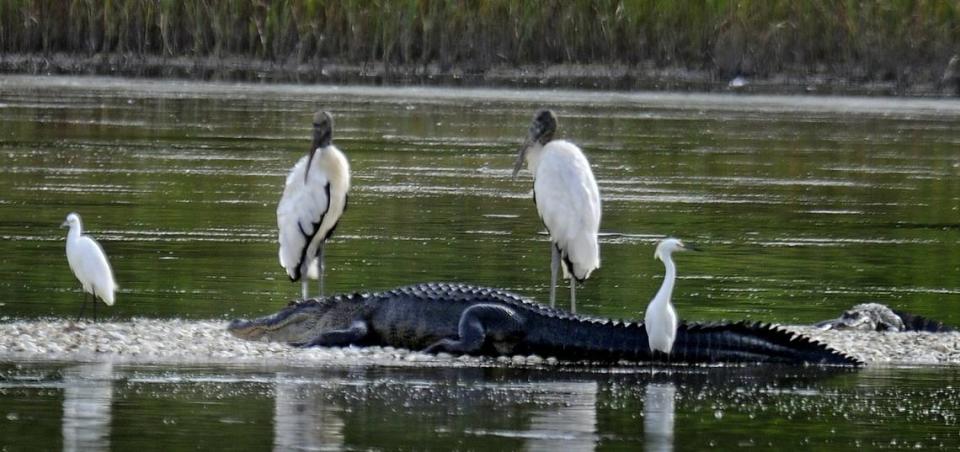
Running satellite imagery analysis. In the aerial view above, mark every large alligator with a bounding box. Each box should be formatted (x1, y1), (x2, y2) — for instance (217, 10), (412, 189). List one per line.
(228, 282), (860, 365)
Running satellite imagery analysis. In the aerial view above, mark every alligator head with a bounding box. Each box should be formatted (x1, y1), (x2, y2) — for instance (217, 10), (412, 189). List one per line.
(814, 303), (905, 332)
(228, 298), (351, 344)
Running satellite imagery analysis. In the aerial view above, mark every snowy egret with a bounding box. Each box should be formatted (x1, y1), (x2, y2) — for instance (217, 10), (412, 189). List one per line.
(277, 111), (350, 300)
(513, 109), (601, 313)
(644, 238), (693, 355)
(943, 54), (959, 96)
(728, 74), (748, 89)
(62, 213), (116, 321)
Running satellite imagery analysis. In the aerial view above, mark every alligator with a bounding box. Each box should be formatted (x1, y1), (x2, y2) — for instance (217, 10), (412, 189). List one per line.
(228, 282), (860, 365)
(814, 302), (956, 333)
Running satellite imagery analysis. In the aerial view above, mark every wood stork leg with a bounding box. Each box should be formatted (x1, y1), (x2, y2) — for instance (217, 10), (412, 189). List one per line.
(76, 292), (88, 322)
(569, 277), (576, 314)
(317, 244), (326, 299)
(549, 244), (560, 308)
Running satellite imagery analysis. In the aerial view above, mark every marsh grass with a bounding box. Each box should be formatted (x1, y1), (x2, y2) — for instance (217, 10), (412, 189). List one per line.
(0, 0), (957, 82)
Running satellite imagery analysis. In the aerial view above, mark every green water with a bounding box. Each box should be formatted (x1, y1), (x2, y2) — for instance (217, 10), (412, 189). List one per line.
(2, 362), (959, 450)
(2, 76), (960, 450)
(2, 76), (959, 324)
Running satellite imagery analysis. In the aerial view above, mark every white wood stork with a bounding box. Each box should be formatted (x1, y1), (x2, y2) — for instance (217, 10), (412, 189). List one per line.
(62, 212), (116, 321)
(644, 238), (692, 355)
(513, 109), (601, 313)
(277, 111), (350, 300)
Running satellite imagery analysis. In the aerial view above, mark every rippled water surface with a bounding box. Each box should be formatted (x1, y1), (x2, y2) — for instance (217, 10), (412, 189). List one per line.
(2, 362), (959, 450)
(2, 76), (960, 449)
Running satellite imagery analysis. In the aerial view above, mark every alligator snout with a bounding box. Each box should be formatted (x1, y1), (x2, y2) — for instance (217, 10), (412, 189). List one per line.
(226, 318), (262, 339)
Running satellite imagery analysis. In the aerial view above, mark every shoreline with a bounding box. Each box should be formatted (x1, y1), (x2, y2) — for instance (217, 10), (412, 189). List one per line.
(2, 53), (957, 98)
(1, 319), (957, 367)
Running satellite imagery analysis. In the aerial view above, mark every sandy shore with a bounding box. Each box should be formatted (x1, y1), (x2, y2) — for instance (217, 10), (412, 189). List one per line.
(2, 53), (956, 97)
(1, 319), (957, 367)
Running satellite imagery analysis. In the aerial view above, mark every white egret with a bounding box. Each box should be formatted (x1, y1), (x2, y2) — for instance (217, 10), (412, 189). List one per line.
(62, 213), (116, 321)
(513, 109), (601, 313)
(644, 238), (693, 356)
(943, 54), (959, 96)
(277, 111), (350, 300)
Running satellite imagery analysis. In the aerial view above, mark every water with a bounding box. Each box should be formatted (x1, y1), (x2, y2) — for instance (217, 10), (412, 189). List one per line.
(1, 76), (960, 449)
(3, 76), (960, 324)
(2, 362), (959, 450)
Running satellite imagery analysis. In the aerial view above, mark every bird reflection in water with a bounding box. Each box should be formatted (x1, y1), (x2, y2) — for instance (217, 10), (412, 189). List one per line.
(62, 362), (114, 452)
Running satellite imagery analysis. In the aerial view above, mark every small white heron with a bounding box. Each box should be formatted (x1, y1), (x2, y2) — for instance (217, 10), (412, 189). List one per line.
(644, 238), (693, 355)
(943, 54), (959, 96)
(277, 111), (350, 300)
(513, 109), (601, 313)
(62, 212), (116, 321)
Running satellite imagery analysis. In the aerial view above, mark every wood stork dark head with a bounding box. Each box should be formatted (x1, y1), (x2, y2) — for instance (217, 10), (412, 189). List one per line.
(305, 110), (334, 181)
(512, 109), (558, 177)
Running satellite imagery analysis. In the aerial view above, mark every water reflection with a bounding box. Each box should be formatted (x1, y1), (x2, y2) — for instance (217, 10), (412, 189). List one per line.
(643, 382), (677, 452)
(526, 382), (599, 451)
(273, 374), (344, 451)
(62, 362), (114, 452)
(3, 363), (958, 449)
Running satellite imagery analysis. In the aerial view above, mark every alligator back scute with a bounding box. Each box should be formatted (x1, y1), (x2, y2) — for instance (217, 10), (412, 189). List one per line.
(369, 283), (862, 365)
(673, 321), (862, 365)
(388, 282), (587, 322)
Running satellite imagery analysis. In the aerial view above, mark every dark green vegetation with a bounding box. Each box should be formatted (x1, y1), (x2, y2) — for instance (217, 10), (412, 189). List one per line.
(1, 1), (958, 91)
(228, 282), (861, 364)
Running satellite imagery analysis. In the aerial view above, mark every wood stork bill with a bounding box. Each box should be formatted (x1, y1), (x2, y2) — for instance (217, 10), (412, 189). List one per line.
(643, 238), (694, 356)
(513, 109), (601, 313)
(277, 111), (350, 300)
(62, 212), (116, 321)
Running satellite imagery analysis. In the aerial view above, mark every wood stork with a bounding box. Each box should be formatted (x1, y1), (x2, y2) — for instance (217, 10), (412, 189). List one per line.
(277, 111), (350, 300)
(62, 212), (116, 321)
(513, 109), (601, 313)
(643, 238), (692, 355)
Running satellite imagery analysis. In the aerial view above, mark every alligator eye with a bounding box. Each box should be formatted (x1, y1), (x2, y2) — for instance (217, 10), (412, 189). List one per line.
(287, 300), (300, 307)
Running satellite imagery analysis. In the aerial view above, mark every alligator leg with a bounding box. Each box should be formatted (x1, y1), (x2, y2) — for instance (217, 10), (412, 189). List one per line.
(423, 304), (525, 355)
(293, 320), (369, 348)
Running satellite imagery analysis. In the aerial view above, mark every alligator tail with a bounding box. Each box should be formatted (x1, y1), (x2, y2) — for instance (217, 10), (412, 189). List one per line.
(671, 321), (862, 365)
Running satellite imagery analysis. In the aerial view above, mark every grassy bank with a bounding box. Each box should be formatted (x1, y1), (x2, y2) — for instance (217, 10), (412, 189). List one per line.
(1, 0), (958, 91)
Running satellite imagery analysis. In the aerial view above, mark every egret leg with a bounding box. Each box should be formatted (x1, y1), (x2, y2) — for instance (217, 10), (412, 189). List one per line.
(76, 292), (88, 322)
(549, 244), (560, 308)
(317, 244), (326, 299)
(569, 277), (576, 314)
(93, 296), (98, 322)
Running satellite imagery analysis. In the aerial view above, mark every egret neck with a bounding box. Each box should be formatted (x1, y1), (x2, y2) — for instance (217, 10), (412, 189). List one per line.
(65, 219), (82, 241)
(651, 252), (677, 315)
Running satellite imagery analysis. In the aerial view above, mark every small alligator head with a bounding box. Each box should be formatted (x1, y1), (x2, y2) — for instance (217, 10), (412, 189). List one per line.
(228, 298), (350, 344)
(814, 303), (905, 332)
